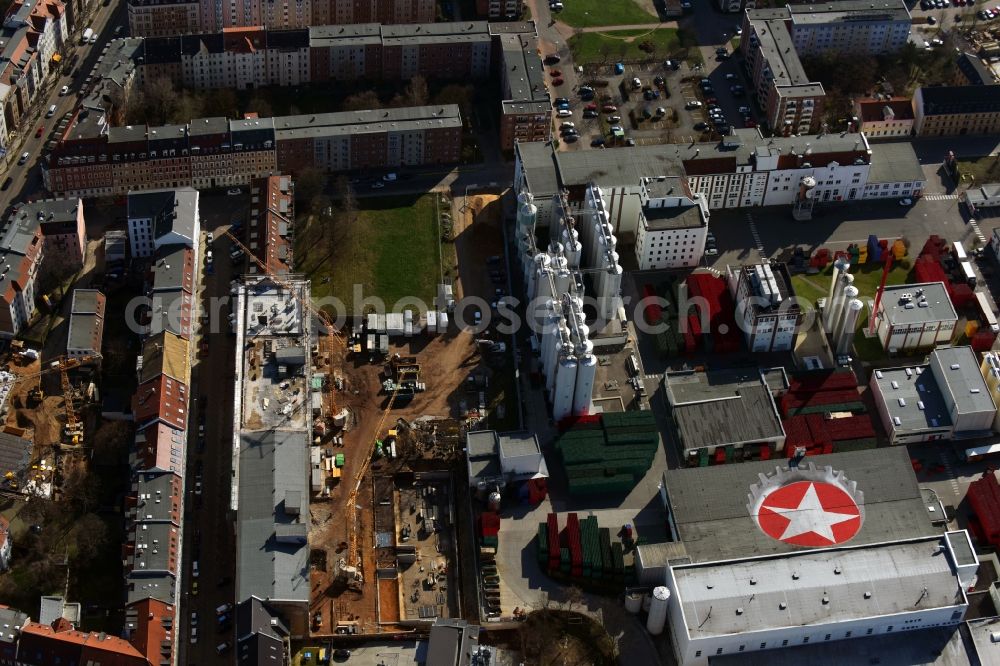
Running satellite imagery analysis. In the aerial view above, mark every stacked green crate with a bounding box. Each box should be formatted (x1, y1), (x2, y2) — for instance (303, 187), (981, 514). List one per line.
(599, 528), (612, 577)
(560, 547), (571, 574)
(567, 474), (636, 495)
(580, 516), (596, 578)
(831, 437), (877, 452)
(558, 412), (660, 498)
(698, 448), (709, 466)
(537, 523), (548, 565)
(481, 535), (498, 548)
(612, 542), (625, 583)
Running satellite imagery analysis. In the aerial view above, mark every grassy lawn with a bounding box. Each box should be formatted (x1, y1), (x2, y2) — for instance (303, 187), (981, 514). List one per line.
(558, 0), (657, 28)
(295, 194), (454, 314)
(569, 28), (680, 64)
(791, 260), (914, 362)
(955, 156), (1000, 187)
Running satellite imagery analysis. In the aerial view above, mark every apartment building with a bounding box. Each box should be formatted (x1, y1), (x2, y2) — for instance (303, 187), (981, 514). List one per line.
(741, 9), (825, 135)
(498, 31), (551, 150)
(129, 0), (432, 36)
(955, 51), (996, 86)
(126, 188), (199, 258)
(0, 0), (68, 147)
(0, 198), (85, 338)
(854, 97), (915, 139)
(787, 0), (911, 56)
(246, 175), (294, 275)
(634, 177), (709, 270)
(128, 0), (198, 36)
(913, 85), (1000, 137)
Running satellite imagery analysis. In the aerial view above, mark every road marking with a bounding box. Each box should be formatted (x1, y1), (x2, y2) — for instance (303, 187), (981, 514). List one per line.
(923, 193), (959, 201)
(745, 212), (766, 259)
(940, 451), (961, 497)
(969, 218), (987, 244)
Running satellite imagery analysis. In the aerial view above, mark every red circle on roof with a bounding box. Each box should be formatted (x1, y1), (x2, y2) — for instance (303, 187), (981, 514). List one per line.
(757, 480), (861, 547)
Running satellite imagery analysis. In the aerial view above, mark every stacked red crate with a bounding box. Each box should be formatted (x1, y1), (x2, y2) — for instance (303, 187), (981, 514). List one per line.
(565, 513), (583, 577)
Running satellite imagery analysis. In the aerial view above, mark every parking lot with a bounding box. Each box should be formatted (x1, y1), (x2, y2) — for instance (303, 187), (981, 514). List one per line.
(552, 42), (766, 150)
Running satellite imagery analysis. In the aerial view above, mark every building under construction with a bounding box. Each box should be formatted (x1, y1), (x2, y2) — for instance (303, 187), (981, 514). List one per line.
(230, 275), (313, 638)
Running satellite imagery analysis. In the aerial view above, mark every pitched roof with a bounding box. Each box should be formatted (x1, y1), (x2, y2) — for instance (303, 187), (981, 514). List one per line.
(139, 331), (189, 385)
(19, 621), (150, 666)
(132, 374), (188, 430)
(124, 597), (174, 666)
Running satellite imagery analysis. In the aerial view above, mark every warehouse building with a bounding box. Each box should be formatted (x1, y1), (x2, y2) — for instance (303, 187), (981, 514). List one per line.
(870, 346), (996, 445)
(872, 283), (957, 354)
(466, 430), (548, 488)
(654, 448), (972, 665)
(663, 367), (786, 465)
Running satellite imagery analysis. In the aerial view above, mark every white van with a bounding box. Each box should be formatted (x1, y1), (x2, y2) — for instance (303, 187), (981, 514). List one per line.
(46, 105), (56, 117)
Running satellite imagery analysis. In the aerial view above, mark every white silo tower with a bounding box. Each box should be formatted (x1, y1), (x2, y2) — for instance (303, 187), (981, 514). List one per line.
(601, 264), (624, 321)
(561, 226), (582, 269)
(837, 299), (864, 356)
(552, 354), (578, 421)
(833, 285), (859, 343)
(825, 257), (850, 328)
(573, 343), (597, 415)
(647, 586), (670, 635)
(541, 308), (561, 376)
(827, 272), (854, 338)
(553, 257), (572, 296)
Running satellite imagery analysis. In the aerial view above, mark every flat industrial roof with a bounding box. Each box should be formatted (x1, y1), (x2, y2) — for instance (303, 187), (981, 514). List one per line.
(867, 141), (925, 184)
(932, 346), (997, 416)
(880, 282), (957, 326)
(662, 448), (938, 562)
(675, 536), (963, 639)
(872, 365), (952, 433)
(642, 203), (705, 231)
(664, 368), (784, 451)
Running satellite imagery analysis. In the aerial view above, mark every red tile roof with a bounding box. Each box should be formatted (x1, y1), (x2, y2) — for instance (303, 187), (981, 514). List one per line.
(135, 423), (185, 473)
(19, 621), (150, 666)
(856, 98), (915, 122)
(132, 375), (188, 430)
(126, 598), (173, 666)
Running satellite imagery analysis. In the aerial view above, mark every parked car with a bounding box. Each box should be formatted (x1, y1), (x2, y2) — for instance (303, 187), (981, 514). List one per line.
(17, 152), (29, 165)
(685, 100), (703, 109)
(899, 197), (913, 206)
(59, 85), (69, 96)
(552, 77), (565, 86)
(694, 122), (709, 131)
(553, 97), (569, 107)
(226, 188), (241, 195)
(216, 642), (231, 655)
(725, 73), (737, 80)
(559, 121), (575, 130)
(550, 69), (562, 77)
(544, 54), (561, 65)
(582, 109), (598, 118)
(556, 108), (572, 118)
(34, 125), (43, 138)
(591, 137), (606, 146)
(601, 104), (618, 112)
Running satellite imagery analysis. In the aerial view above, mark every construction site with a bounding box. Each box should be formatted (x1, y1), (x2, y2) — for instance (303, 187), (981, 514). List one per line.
(0, 346), (102, 499)
(300, 189), (513, 636)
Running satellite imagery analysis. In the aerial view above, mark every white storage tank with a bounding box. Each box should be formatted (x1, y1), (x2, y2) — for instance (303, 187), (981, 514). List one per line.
(833, 285), (860, 342)
(552, 355), (578, 421)
(562, 228), (582, 268)
(647, 586), (670, 635)
(426, 310), (437, 334)
(438, 311), (448, 332)
(625, 593), (643, 614)
(574, 352), (597, 415)
(837, 299), (864, 356)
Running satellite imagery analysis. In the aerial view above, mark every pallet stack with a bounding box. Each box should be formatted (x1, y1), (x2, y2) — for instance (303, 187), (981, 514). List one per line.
(555, 411), (659, 497)
(780, 369), (877, 456)
(537, 513), (628, 586)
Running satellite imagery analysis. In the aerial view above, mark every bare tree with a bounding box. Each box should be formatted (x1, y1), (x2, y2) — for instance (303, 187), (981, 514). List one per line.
(60, 465), (98, 514)
(342, 90), (382, 111)
(205, 88), (238, 119)
(404, 75), (429, 107)
(71, 513), (107, 565)
(245, 95), (273, 118)
(295, 167), (325, 206)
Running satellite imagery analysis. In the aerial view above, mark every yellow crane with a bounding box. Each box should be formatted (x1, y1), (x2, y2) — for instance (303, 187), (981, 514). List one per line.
(339, 381), (402, 588)
(8, 354), (101, 444)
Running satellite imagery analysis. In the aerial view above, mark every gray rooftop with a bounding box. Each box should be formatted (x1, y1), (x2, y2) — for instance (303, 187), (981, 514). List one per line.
(751, 18), (812, 86)
(967, 183), (1000, 208)
(868, 142), (926, 184)
(426, 618), (480, 666)
(235, 596), (288, 665)
(516, 131), (872, 196)
(237, 430), (310, 604)
(664, 369), (785, 451)
(131, 521), (175, 573)
(499, 32), (548, 104)
(70, 288), (103, 314)
(932, 346), (997, 416)
(67, 313), (102, 353)
(272, 105), (461, 141)
(881, 283), (957, 326)
(126, 572), (176, 605)
(967, 617), (1000, 666)
(127, 188), (199, 244)
(642, 203), (706, 231)
(872, 365), (952, 433)
(133, 471), (180, 523)
(15, 198), (80, 226)
(662, 447), (939, 562)
(497, 431), (542, 460)
(308, 23), (382, 47)
(152, 246), (193, 293)
(0, 606), (27, 645)
(675, 536), (962, 639)
(0, 432), (32, 479)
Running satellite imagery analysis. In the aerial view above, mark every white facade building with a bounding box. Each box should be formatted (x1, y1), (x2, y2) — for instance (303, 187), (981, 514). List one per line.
(873, 282), (956, 353)
(667, 535), (970, 665)
(634, 177), (709, 270)
(870, 346), (996, 445)
(788, 0), (912, 57)
(127, 188), (200, 258)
